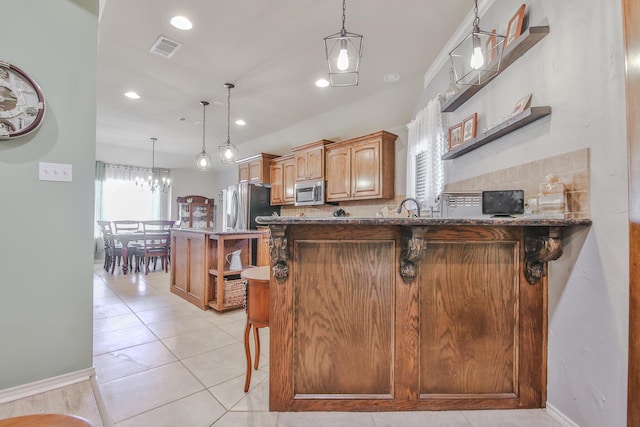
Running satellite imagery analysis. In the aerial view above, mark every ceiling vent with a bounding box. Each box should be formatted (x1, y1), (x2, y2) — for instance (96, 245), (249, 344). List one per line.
(149, 35), (182, 58)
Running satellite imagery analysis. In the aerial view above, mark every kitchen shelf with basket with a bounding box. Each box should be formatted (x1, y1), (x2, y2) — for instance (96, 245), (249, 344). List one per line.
(441, 26), (550, 113)
(170, 229), (268, 311)
(207, 231), (260, 312)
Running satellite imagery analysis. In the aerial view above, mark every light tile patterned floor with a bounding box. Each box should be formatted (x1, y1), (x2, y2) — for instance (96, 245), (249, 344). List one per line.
(0, 263), (567, 426)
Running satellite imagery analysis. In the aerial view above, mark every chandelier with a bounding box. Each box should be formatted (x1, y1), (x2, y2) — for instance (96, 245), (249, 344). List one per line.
(218, 83), (238, 163)
(449, 0), (505, 86)
(324, 0), (363, 87)
(135, 137), (170, 192)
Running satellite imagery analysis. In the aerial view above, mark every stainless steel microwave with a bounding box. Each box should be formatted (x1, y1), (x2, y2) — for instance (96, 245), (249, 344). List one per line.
(294, 180), (325, 206)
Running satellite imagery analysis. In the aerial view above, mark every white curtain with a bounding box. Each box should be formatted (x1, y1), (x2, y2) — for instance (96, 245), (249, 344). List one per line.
(406, 96), (446, 209)
(94, 161), (171, 254)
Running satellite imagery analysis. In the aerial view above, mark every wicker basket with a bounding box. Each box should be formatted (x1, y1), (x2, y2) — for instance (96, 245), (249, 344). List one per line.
(220, 278), (247, 308)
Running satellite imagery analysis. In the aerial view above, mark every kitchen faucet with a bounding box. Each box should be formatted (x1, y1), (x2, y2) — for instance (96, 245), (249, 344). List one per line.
(397, 198), (421, 217)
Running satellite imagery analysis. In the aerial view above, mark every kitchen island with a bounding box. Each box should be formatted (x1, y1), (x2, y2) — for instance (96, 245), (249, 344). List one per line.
(255, 216), (591, 412)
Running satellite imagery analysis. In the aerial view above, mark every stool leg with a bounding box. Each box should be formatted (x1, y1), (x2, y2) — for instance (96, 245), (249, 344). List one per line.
(253, 327), (261, 370)
(244, 322), (252, 392)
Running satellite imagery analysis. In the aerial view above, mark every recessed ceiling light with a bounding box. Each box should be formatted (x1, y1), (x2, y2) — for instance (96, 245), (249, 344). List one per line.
(124, 91), (140, 99)
(315, 78), (330, 88)
(383, 73), (400, 82)
(235, 119), (246, 126)
(170, 16), (192, 30)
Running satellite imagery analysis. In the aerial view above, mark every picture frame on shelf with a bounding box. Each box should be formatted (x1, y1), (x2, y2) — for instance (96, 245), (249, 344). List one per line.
(505, 4), (526, 48)
(448, 123), (463, 149)
(486, 29), (498, 63)
(462, 113), (478, 142)
(511, 93), (532, 117)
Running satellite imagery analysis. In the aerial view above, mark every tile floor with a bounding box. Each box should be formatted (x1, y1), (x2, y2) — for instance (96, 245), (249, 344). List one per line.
(2, 262), (568, 426)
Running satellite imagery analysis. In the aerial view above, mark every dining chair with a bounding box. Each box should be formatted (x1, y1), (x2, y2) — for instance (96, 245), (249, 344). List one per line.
(140, 221), (173, 274)
(113, 220), (144, 271)
(112, 220), (141, 233)
(97, 220), (114, 271)
(97, 221), (125, 274)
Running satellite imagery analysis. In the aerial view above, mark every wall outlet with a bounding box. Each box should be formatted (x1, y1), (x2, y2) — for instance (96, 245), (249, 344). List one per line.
(39, 162), (72, 182)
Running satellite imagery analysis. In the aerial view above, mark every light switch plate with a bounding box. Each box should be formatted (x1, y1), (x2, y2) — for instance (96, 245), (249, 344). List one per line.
(39, 162), (72, 182)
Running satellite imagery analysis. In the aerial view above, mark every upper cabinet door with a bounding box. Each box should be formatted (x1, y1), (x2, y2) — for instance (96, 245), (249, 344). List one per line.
(295, 153), (308, 181)
(238, 163), (249, 182)
(351, 140), (381, 199)
(306, 148), (324, 180)
(326, 146), (351, 201)
(249, 160), (262, 182)
(270, 162), (284, 205)
(283, 158), (296, 203)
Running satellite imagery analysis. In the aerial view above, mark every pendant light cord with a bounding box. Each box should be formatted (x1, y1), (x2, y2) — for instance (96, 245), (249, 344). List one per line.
(341, 0), (347, 36)
(201, 102), (206, 152)
(473, 0), (480, 32)
(226, 85), (231, 144)
(151, 137), (156, 171)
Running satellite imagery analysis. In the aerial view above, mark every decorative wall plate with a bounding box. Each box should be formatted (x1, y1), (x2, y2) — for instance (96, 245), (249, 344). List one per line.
(0, 61), (46, 139)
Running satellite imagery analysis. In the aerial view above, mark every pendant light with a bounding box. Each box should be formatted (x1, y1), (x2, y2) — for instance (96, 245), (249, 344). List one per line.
(449, 0), (505, 86)
(195, 100), (212, 170)
(136, 137), (170, 192)
(324, 0), (363, 87)
(218, 83), (238, 164)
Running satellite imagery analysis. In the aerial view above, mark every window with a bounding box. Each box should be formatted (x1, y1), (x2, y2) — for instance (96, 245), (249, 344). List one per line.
(406, 96), (446, 210)
(94, 162), (170, 238)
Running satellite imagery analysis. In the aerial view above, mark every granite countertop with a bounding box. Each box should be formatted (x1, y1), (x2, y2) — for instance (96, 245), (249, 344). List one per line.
(172, 228), (265, 235)
(255, 216), (592, 227)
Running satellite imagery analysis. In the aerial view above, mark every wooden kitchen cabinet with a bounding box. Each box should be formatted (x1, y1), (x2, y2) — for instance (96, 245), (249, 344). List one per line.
(270, 154), (295, 205)
(237, 153), (279, 184)
(325, 130), (397, 202)
(293, 139), (332, 181)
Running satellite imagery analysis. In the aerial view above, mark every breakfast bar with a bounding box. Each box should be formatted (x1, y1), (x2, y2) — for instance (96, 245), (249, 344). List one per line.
(256, 216), (591, 412)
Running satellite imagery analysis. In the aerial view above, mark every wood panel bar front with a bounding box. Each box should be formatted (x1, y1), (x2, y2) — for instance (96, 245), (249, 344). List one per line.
(259, 217), (590, 412)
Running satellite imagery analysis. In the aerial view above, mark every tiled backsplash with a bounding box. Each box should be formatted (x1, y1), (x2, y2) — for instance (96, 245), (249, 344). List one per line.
(279, 148), (589, 219)
(280, 195), (411, 218)
(445, 148), (590, 219)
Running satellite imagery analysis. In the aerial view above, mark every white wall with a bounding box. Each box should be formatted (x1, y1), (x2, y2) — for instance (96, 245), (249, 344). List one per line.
(421, 1), (628, 426)
(0, 0), (98, 389)
(169, 168), (219, 221)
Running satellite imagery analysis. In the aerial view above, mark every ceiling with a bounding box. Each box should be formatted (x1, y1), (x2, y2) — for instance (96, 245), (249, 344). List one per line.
(96, 0), (471, 171)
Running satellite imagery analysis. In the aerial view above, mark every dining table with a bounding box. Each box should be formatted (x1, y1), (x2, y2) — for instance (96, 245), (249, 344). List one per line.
(113, 230), (168, 274)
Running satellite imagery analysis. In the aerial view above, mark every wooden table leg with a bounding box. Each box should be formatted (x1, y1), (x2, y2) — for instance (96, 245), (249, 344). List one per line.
(121, 245), (129, 274)
(253, 327), (260, 370)
(244, 322), (252, 392)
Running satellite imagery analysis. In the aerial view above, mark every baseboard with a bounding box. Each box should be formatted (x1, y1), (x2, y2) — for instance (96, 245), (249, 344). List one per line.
(0, 368), (96, 405)
(546, 402), (580, 427)
(90, 374), (114, 427)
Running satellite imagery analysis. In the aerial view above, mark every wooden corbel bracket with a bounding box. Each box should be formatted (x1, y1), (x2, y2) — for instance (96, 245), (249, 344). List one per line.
(524, 226), (563, 285)
(399, 226), (429, 284)
(269, 224), (289, 283)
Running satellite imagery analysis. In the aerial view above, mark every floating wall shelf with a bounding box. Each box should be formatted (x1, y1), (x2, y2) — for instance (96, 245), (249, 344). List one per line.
(442, 26), (550, 113)
(442, 106), (552, 160)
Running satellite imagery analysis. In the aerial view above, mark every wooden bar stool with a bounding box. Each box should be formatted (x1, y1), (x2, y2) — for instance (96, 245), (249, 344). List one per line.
(0, 414), (93, 427)
(240, 266), (270, 392)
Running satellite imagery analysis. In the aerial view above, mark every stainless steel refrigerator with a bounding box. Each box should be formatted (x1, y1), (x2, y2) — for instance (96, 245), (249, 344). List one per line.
(222, 182), (280, 231)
